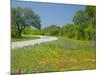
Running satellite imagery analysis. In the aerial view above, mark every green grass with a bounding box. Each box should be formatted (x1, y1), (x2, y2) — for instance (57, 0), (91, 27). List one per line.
(11, 37), (96, 74)
(11, 35), (39, 42)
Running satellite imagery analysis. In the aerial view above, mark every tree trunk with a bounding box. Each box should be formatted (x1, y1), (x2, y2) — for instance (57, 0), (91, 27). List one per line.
(16, 22), (26, 37)
(18, 26), (25, 37)
(18, 31), (21, 37)
(16, 22), (22, 37)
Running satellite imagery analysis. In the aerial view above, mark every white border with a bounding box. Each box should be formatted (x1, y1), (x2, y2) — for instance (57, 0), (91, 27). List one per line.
(22, 0), (96, 5)
(0, 0), (10, 75)
(0, 0), (98, 75)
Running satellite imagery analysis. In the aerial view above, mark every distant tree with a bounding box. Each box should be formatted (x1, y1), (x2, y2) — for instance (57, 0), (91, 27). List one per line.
(11, 7), (41, 37)
(44, 25), (61, 36)
(74, 24), (86, 40)
(22, 27), (33, 35)
(62, 24), (76, 38)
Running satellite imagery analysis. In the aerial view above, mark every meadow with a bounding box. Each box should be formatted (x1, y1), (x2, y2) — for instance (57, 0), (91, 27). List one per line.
(11, 37), (96, 74)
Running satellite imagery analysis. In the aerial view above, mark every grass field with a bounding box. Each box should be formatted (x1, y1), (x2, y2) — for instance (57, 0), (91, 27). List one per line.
(11, 35), (39, 42)
(11, 37), (96, 74)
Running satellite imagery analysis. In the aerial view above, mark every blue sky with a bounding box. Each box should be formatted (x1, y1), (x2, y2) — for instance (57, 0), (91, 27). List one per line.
(12, 0), (85, 28)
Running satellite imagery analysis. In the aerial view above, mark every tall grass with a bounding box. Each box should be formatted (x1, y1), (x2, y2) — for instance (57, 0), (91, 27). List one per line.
(11, 37), (96, 74)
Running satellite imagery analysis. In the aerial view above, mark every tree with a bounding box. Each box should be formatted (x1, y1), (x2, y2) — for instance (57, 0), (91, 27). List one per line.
(22, 27), (33, 35)
(85, 6), (96, 18)
(85, 6), (96, 26)
(84, 24), (96, 40)
(73, 6), (96, 26)
(43, 25), (61, 36)
(73, 10), (89, 25)
(62, 24), (76, 38)
(72, 6), (96, 40)
(11, 7), (41, 37)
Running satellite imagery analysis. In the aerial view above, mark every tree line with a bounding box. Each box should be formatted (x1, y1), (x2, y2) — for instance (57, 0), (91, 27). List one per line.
(12, 6), (96, 40)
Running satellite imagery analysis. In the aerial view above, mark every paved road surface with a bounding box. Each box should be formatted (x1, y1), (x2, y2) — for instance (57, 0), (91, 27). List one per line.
(11, 35), (58, 49)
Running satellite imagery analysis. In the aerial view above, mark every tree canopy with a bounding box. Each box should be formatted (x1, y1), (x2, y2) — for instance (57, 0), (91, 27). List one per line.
(43, 25), (61, 36)
(72, 6), (96, 40)
(11, 7), (41, 37)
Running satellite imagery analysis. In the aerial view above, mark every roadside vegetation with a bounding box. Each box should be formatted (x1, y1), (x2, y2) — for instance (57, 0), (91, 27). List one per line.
(11, 5), (96, 74)
(11, 37), (96, 74)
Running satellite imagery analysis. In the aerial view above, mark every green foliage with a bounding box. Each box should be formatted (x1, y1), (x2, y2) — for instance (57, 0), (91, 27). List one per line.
(72, 6), (96, 40)
(85, 6), (96, 19)
(62, 24), (75, 38)
(73, 6), (96, 25)
(11, 23), (18, 37)
(43, 25), (61, 36)
(85, 6), (96, 25)
(84, 24), (96, 40)
(73, 10), (89, 25)
(22, 27), (33, 35)
(11, 7), (41, 37)
(31, 29), (42, 35)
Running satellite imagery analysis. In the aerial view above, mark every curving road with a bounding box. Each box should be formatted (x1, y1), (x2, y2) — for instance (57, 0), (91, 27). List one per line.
(11, 35), (58, 49)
